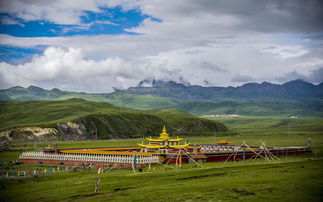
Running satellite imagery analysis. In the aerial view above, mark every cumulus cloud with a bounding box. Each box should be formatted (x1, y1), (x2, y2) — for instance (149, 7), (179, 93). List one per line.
(0, 47), (136, 92)
(2, 47), (229, 92)
(0, 0), (100, 25)
(1, 0), (323, 92)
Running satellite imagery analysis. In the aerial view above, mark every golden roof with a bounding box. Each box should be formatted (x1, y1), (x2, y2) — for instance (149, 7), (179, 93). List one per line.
(146, 137), (183, 142)
(138, 126), (190, 149)
(216, 139), (233, 144)
(137, 143), (190, 150)
(145, 126), (182, 142)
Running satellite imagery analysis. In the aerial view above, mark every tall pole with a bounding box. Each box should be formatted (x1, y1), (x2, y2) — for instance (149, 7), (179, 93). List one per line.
(243, 147), (246, 161)
(133, 153), (137, 173)
(288, 119), (291, 136)
(242, 141), (246, 161)
(179, 150), (182, 168)
(308, 138), (312, 149)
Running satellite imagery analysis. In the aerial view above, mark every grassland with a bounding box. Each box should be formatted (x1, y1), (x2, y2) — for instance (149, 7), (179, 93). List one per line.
(0, 134), (322, 201)
(204, 115), (323, 136)
(0, 115), (322, 201)
(0, 158), (322, 201)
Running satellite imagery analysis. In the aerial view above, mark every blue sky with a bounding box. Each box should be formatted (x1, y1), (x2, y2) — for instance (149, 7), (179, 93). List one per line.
(0, 0), (322, 92)
(0, 6), (160, 37)
(0, 6), (160, 63)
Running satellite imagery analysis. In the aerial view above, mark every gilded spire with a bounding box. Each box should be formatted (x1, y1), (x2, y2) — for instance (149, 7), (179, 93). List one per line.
(159, 126), (169, 139)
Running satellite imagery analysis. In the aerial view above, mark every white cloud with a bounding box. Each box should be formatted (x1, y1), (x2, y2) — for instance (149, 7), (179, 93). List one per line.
(0, 0), (100, 25)
(2, 41), (322, 93)
(0, 15), (25, 27)
(1, 0), (323, 92)
(261, 45), (309, 60)
(0, 47), (136, 92)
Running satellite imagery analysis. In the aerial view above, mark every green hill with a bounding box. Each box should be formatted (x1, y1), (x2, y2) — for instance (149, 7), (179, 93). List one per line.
(1, 85), (322, 117)
(0, 86), (179, 109)
(0, 99), (228, 142)
(178, 99), (323, 117)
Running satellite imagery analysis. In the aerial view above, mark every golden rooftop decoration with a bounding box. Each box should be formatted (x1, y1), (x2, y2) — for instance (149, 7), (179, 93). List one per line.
(138, 126), (190, 150)
(160, 126), (169, 139)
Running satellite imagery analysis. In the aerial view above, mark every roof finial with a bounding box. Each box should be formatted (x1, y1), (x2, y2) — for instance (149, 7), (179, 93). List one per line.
(160, 126), (169, 139)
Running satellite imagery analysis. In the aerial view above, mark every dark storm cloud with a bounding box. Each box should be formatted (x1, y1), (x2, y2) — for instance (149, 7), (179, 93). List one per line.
(180, 0), (323, 33)
(302, 33), (323, 41)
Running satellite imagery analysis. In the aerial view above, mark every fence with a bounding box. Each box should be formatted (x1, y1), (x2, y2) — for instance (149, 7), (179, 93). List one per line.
(19, 151), (160, 165)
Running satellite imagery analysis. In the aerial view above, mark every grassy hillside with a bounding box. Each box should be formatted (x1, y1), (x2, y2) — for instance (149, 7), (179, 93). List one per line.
(0, 99), (120, 129)
(0, 99), (228, 139)
(179, 99), (323, 116)
(1, 86), (323, 117)
(0, 86), (179, 109)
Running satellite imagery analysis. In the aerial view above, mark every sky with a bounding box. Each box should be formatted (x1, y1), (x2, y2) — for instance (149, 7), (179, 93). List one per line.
(0, 0), (323, 93)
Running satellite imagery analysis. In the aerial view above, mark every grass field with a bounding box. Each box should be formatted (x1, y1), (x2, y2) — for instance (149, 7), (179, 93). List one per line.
(0, 115), (322, 201)
(0, 158), (322, 201)
(205, 115), (323, 136)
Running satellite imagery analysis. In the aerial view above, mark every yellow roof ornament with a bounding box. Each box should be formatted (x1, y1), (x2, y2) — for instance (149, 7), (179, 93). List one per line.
(159, 126), (169, 139)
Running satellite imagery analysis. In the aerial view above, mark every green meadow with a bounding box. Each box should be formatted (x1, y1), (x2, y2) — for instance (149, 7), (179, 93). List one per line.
(0, 115), (323, 201)
(205, 115), (323, 136)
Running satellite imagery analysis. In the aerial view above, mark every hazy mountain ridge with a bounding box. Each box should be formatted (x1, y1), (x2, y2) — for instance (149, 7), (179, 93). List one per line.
(1, 79), (322, 117)
(123, 79), (323, 100)
(2, 79), (322, 101)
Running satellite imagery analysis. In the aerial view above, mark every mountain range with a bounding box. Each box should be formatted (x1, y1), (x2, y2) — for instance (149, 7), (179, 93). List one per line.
(122, 79), (323, 100)
(1, 79), (322, 117)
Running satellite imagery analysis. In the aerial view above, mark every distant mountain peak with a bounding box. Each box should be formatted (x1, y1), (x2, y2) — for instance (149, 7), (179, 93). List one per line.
(50, 88), (61, 92)
(27, 85), (45, 92)
(283, 79), (313, 87)
(137, 79), (157, 87)
(260, 81), (273, 86)
(178, 76), (191, 86)
(9, 86), (25, 90)
(136, 78), (191, 88)
(202, 80), (212, 87)
(112, 87), (124, 92)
